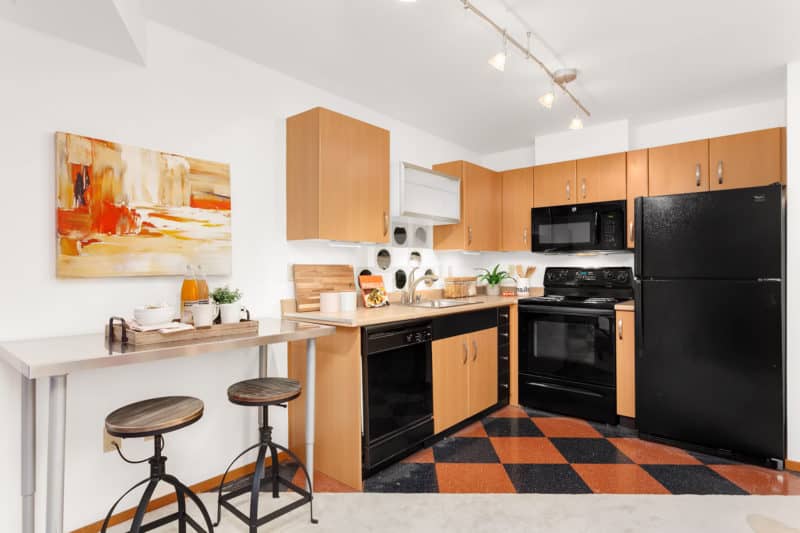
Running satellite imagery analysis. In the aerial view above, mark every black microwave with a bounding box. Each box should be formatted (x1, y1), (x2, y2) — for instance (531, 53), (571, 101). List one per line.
(531, 200), (626, 253)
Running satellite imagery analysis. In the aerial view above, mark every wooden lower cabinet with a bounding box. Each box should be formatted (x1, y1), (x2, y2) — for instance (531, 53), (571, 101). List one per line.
(615, 310), (635, 418)
(468, 327), (499, 415)
(432, 327), (498, 434)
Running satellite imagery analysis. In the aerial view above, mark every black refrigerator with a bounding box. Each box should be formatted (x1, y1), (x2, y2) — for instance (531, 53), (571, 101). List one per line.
(634, 183), (786, 468)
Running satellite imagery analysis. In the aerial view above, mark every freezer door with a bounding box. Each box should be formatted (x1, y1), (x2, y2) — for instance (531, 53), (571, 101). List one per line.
(636, 184), (782, 279)
(636, 279), (784, 460)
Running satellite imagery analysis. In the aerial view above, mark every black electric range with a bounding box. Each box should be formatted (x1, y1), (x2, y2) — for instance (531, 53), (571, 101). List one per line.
(517, 267), (633, 424)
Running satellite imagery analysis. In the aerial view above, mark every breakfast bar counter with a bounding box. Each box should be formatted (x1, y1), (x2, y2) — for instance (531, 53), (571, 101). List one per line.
(0, 318), (335, 533)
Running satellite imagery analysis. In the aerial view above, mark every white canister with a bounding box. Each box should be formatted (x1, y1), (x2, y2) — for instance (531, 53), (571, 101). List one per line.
(339, 291), (358, 312)
(320, 292), (341, 314)
(516, 277), (530, 297)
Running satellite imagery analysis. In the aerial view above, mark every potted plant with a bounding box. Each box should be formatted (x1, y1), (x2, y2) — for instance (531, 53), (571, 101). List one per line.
(211, 286), (244, 324)
(476, 265), (512, 296)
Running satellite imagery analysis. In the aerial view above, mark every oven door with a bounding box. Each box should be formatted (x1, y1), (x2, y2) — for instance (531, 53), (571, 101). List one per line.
(518, 304), (615, 387)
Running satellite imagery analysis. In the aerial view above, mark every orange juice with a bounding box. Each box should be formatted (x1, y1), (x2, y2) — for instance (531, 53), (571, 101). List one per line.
(196, 264), (209, 304)
(181, 265), (199, 323)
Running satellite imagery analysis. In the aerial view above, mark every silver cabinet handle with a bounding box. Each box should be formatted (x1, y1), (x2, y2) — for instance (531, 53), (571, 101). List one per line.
(581, 177), (587, 199)
(472, 339), (478, 362)
(523, 227), (528, 244)
(618, 318), (623, 340)
(468, 226), (473, 245)
(383, 212), (389, 236)
(566, 181), (571, 200)
(695, 163), (701, 187)
(717, 160), (724, 185)
(628, 221), (634, 243)
(462, 341), (468, 365)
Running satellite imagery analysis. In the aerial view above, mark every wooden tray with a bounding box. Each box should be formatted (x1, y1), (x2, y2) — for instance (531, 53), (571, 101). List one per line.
(107, 320), (259, 346)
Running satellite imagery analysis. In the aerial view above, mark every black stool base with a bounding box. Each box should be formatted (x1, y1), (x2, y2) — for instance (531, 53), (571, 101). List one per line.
(215, 422), (317, 531)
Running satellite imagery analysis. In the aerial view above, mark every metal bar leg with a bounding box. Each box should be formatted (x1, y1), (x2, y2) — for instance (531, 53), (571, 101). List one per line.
(21, 376), (35, 533)
(258, 345), (268, 427)
(46, 375), (67, 533)
(129, 478), (159, 532)
(305, 339), (316, 491)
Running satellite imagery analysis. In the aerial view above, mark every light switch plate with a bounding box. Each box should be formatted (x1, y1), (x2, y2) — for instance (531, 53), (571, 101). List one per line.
(103, 428), (121, 453)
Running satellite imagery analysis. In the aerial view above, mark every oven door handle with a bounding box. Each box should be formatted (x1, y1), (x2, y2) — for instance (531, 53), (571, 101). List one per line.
(525, 381), (604, 399)
(518, 304), (614, 317)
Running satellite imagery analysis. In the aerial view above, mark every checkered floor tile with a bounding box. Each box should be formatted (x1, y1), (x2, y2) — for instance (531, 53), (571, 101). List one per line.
(360, 406), (800, 495)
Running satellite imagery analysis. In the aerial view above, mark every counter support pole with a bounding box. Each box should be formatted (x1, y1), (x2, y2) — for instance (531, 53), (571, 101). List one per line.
(305, 339), (316, 490)
(21, 376), (35, 533)
(46, 374), (67, 533)
(258, 345), (268, 428)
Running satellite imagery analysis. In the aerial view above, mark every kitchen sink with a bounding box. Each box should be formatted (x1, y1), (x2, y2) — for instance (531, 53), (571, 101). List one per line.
(404, 299), (483, 309)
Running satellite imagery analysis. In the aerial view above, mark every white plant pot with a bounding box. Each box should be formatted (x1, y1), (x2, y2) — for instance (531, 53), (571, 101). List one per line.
(486, 285), (500, 296)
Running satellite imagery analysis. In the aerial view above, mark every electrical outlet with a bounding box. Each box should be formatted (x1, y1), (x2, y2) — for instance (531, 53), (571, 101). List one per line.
(103, 428), (121, 453)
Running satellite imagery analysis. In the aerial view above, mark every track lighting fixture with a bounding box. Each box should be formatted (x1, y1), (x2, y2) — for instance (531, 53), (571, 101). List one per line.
(488, 33), (507, 72)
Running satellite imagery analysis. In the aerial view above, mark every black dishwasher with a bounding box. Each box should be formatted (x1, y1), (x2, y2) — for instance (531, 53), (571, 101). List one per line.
(362, 320), (434, 477)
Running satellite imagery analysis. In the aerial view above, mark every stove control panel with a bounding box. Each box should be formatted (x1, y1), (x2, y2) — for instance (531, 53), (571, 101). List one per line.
(543, 267), (632, 288)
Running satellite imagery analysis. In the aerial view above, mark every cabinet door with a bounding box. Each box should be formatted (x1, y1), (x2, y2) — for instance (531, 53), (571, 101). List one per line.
(648, 139), (709, 196)
(533, 161), (577, 207)
(468, 327), (498, 417)
(464, 163), (501, 251)
(319, 109), (390, 243)
(433, 161), (466, 250)
(432, 334), (470, 433)
(709, 128), (784, 191)
(626, 149), (648, 248)
(576, 153), (626, 204)
(615, 310), (635, 418)
(501, 167), (534, 251)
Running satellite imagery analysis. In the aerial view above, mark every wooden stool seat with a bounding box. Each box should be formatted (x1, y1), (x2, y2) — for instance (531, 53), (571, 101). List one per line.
(105, 396), (204, 438)
(227, 377), (301, 406)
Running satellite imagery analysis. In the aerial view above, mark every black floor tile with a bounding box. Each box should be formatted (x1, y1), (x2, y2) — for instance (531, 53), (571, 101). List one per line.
(686, 450), (739, 465)
(589, 422), (638, 438)
(521, 407), (558, 418)
(550, 438), (633, 464)
(432, 437), (500, 463)
(642, 465), (748, 495)
(363, 463), (439, 493)
(482, 417), (543, 437)
(504, 464), (591, 494)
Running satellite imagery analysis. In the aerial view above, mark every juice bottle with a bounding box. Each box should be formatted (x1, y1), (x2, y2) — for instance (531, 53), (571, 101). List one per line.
(180, 265), (199, 323)
(196, 264), (209, 305)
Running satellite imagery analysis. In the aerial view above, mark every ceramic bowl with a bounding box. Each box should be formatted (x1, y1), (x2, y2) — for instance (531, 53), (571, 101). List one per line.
(134, 305), (175, 326)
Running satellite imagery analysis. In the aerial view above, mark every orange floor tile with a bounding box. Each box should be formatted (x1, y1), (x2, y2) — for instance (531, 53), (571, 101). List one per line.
(609, 438), (702, 465)
(533, 417), (604, 438)
(490, 437), (567, 464)
(435, 463), (516, 493)
(710, 465), (800, 495)
(572, 464), (670, 494)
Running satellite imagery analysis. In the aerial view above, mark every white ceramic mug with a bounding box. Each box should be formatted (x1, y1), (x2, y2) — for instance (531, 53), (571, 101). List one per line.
(219, 303), (247, 324)
(320, 292), (341, 313)
(339, 291), (358, 312)
(191, 303), (219, 328)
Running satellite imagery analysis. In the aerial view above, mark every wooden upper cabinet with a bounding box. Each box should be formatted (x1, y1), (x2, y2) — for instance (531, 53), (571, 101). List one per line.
(648, 139), (709, 196)
(575, 153), (627, 204)
(615, 310), (635, 418)
(709, 128), (785, 191)
(626, 149), (649, 248)
(433, 161), (501, 251)
(533, 161), (577, 207)
(501, 167), (534, 251)
(468, 327), (498, 416)
(286, 107), (390, 243)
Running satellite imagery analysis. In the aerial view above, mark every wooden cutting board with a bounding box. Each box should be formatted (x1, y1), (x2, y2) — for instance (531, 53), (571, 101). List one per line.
(293, 264), (356, 312)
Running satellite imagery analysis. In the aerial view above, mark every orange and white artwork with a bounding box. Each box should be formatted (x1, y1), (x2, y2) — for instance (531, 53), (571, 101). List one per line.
(55, 132), (231, 278)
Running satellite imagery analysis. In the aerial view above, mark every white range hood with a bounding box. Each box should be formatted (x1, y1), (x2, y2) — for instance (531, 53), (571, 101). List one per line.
(396, 161), (461, 225)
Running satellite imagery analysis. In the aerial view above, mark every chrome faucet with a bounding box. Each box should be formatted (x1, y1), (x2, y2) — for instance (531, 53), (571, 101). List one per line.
(404, 267), (440, 304)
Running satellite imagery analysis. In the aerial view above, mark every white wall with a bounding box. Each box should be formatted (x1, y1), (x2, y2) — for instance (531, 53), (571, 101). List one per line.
(786, 62), (800, 463)
(480, 145), (535, 172)
(533, 120), (631, 165)
(0, 19), (477, 532)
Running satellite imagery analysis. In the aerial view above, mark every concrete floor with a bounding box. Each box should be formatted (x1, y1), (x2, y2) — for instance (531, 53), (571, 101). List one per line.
(106, 492), (800, 532)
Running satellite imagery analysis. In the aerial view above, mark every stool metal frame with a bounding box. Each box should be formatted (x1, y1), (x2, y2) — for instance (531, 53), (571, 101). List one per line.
(101, 435), (214, 532)
(215, 403), (317, 531)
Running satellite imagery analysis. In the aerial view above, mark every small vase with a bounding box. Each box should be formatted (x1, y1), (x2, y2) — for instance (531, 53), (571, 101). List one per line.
(486, 284), (500, 296)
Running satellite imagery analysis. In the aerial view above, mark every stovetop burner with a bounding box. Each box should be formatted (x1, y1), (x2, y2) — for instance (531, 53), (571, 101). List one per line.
(523, 267), (634, 310)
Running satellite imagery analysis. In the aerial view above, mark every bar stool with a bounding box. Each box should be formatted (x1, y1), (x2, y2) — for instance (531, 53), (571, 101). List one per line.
(101, 396), (214, 532)
(215, 377), (317, 531)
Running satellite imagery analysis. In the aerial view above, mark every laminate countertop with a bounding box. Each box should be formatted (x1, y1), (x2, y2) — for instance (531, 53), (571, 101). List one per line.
(615, 299), (635, 311)
(283, 291), (543, 327)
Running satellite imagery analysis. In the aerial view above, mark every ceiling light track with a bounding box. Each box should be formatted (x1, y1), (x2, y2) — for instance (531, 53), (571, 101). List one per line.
(459, 0), (591, 118)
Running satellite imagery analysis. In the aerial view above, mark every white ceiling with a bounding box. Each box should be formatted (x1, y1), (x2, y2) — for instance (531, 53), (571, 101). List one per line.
(4, 0), (800, 153)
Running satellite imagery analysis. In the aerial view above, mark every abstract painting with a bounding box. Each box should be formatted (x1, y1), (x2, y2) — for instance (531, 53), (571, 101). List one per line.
(55, 132), (231, 277)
